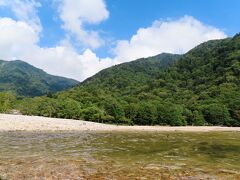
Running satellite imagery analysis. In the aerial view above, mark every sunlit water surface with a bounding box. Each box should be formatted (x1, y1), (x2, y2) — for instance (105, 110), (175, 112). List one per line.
(0, 131), (239, 179)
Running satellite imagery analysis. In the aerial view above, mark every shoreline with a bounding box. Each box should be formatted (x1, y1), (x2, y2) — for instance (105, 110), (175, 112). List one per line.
(0, 114), (240, 132)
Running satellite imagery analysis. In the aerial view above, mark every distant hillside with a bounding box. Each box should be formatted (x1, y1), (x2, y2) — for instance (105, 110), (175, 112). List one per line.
(15, 34), (240, 126)
(82, 53), (182, 94)
(0, 60), (78, 96)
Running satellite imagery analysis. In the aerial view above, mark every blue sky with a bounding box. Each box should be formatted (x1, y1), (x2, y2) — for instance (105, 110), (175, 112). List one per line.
(37, 0), (240, 57)
(0, 0), (239, 80)
(105, 0), (239, 37)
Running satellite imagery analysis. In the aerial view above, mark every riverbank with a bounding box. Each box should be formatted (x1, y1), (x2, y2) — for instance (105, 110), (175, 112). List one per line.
(0, 114), (240, 132)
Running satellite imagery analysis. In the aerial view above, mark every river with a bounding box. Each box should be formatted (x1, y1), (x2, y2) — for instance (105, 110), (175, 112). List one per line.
(0, 131), (239, 179)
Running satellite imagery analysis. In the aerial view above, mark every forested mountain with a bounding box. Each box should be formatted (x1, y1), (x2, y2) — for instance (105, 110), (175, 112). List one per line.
(15, 53), (181, 118)
(8, 34), (240, 126)
(82, 53), (182, 94)
(0, 60), (78, 96)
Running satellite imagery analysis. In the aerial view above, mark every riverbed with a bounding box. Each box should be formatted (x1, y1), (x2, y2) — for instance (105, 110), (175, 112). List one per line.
(0, 131), (239, 179)
(1, 114), (240, 132)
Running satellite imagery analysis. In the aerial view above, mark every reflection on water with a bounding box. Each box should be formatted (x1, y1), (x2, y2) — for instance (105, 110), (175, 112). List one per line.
(0, 131), (239, 179)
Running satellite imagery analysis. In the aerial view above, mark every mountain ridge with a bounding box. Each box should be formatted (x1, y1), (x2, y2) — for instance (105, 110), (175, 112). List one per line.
(0, 59), (79, 96)
(2, 34), (240, 126)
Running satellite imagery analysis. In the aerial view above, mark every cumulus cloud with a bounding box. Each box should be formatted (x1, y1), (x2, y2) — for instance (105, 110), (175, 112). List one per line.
(0, 17), (114, 81)
(114, 16), (227, 62)
(0, 0), (41, 32)
(28, 47), (114, 81)
(58, 0), (109, 48)
(0, 18), (38, 58)
(0, 9), (227, 81)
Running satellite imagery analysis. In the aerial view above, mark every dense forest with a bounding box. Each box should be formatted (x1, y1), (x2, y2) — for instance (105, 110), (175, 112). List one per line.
(1, 34), (240, 126)
(0, 60), (78, 96)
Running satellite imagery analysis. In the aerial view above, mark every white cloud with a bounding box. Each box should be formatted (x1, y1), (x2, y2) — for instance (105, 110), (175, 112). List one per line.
(0, 14), (227, 82)
(58, 0), (109, 48)
(0, 17), (38, 58)
(0, 18), (113, 81)
(114, 16), (227, 63)
(27, 46), (114, 81)
(0, 0), (41, 32)
(0, 0), (112, 81)
(0, 0), (6, 6)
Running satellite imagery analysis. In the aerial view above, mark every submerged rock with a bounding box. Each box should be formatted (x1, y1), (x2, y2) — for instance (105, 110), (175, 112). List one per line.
(0, 173), (8, 180)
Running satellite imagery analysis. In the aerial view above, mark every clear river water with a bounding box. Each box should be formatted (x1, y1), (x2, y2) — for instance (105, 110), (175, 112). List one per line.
(0, 131), (239, 179)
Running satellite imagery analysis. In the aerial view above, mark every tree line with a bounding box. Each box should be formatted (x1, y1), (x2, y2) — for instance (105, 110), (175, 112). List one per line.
(0, 35), (240, 126)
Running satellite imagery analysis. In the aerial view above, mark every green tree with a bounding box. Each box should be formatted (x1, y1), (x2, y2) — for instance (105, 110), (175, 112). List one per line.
(192, 110), (205, 126)
(55, 98), (81, 119)
(0, 92), (16, 113)
(101, 114), (115, 123)
(81, 106), (104, 122)
(124, 103), (138, 120)
(156, 103), (186, 126)
(103, 99), (125, 123)
(134, 103), (157, 125)
(202, 103), (231, 125)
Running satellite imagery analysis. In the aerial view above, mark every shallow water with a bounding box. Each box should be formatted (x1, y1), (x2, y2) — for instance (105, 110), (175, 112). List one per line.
(0, 131), (239, 179)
